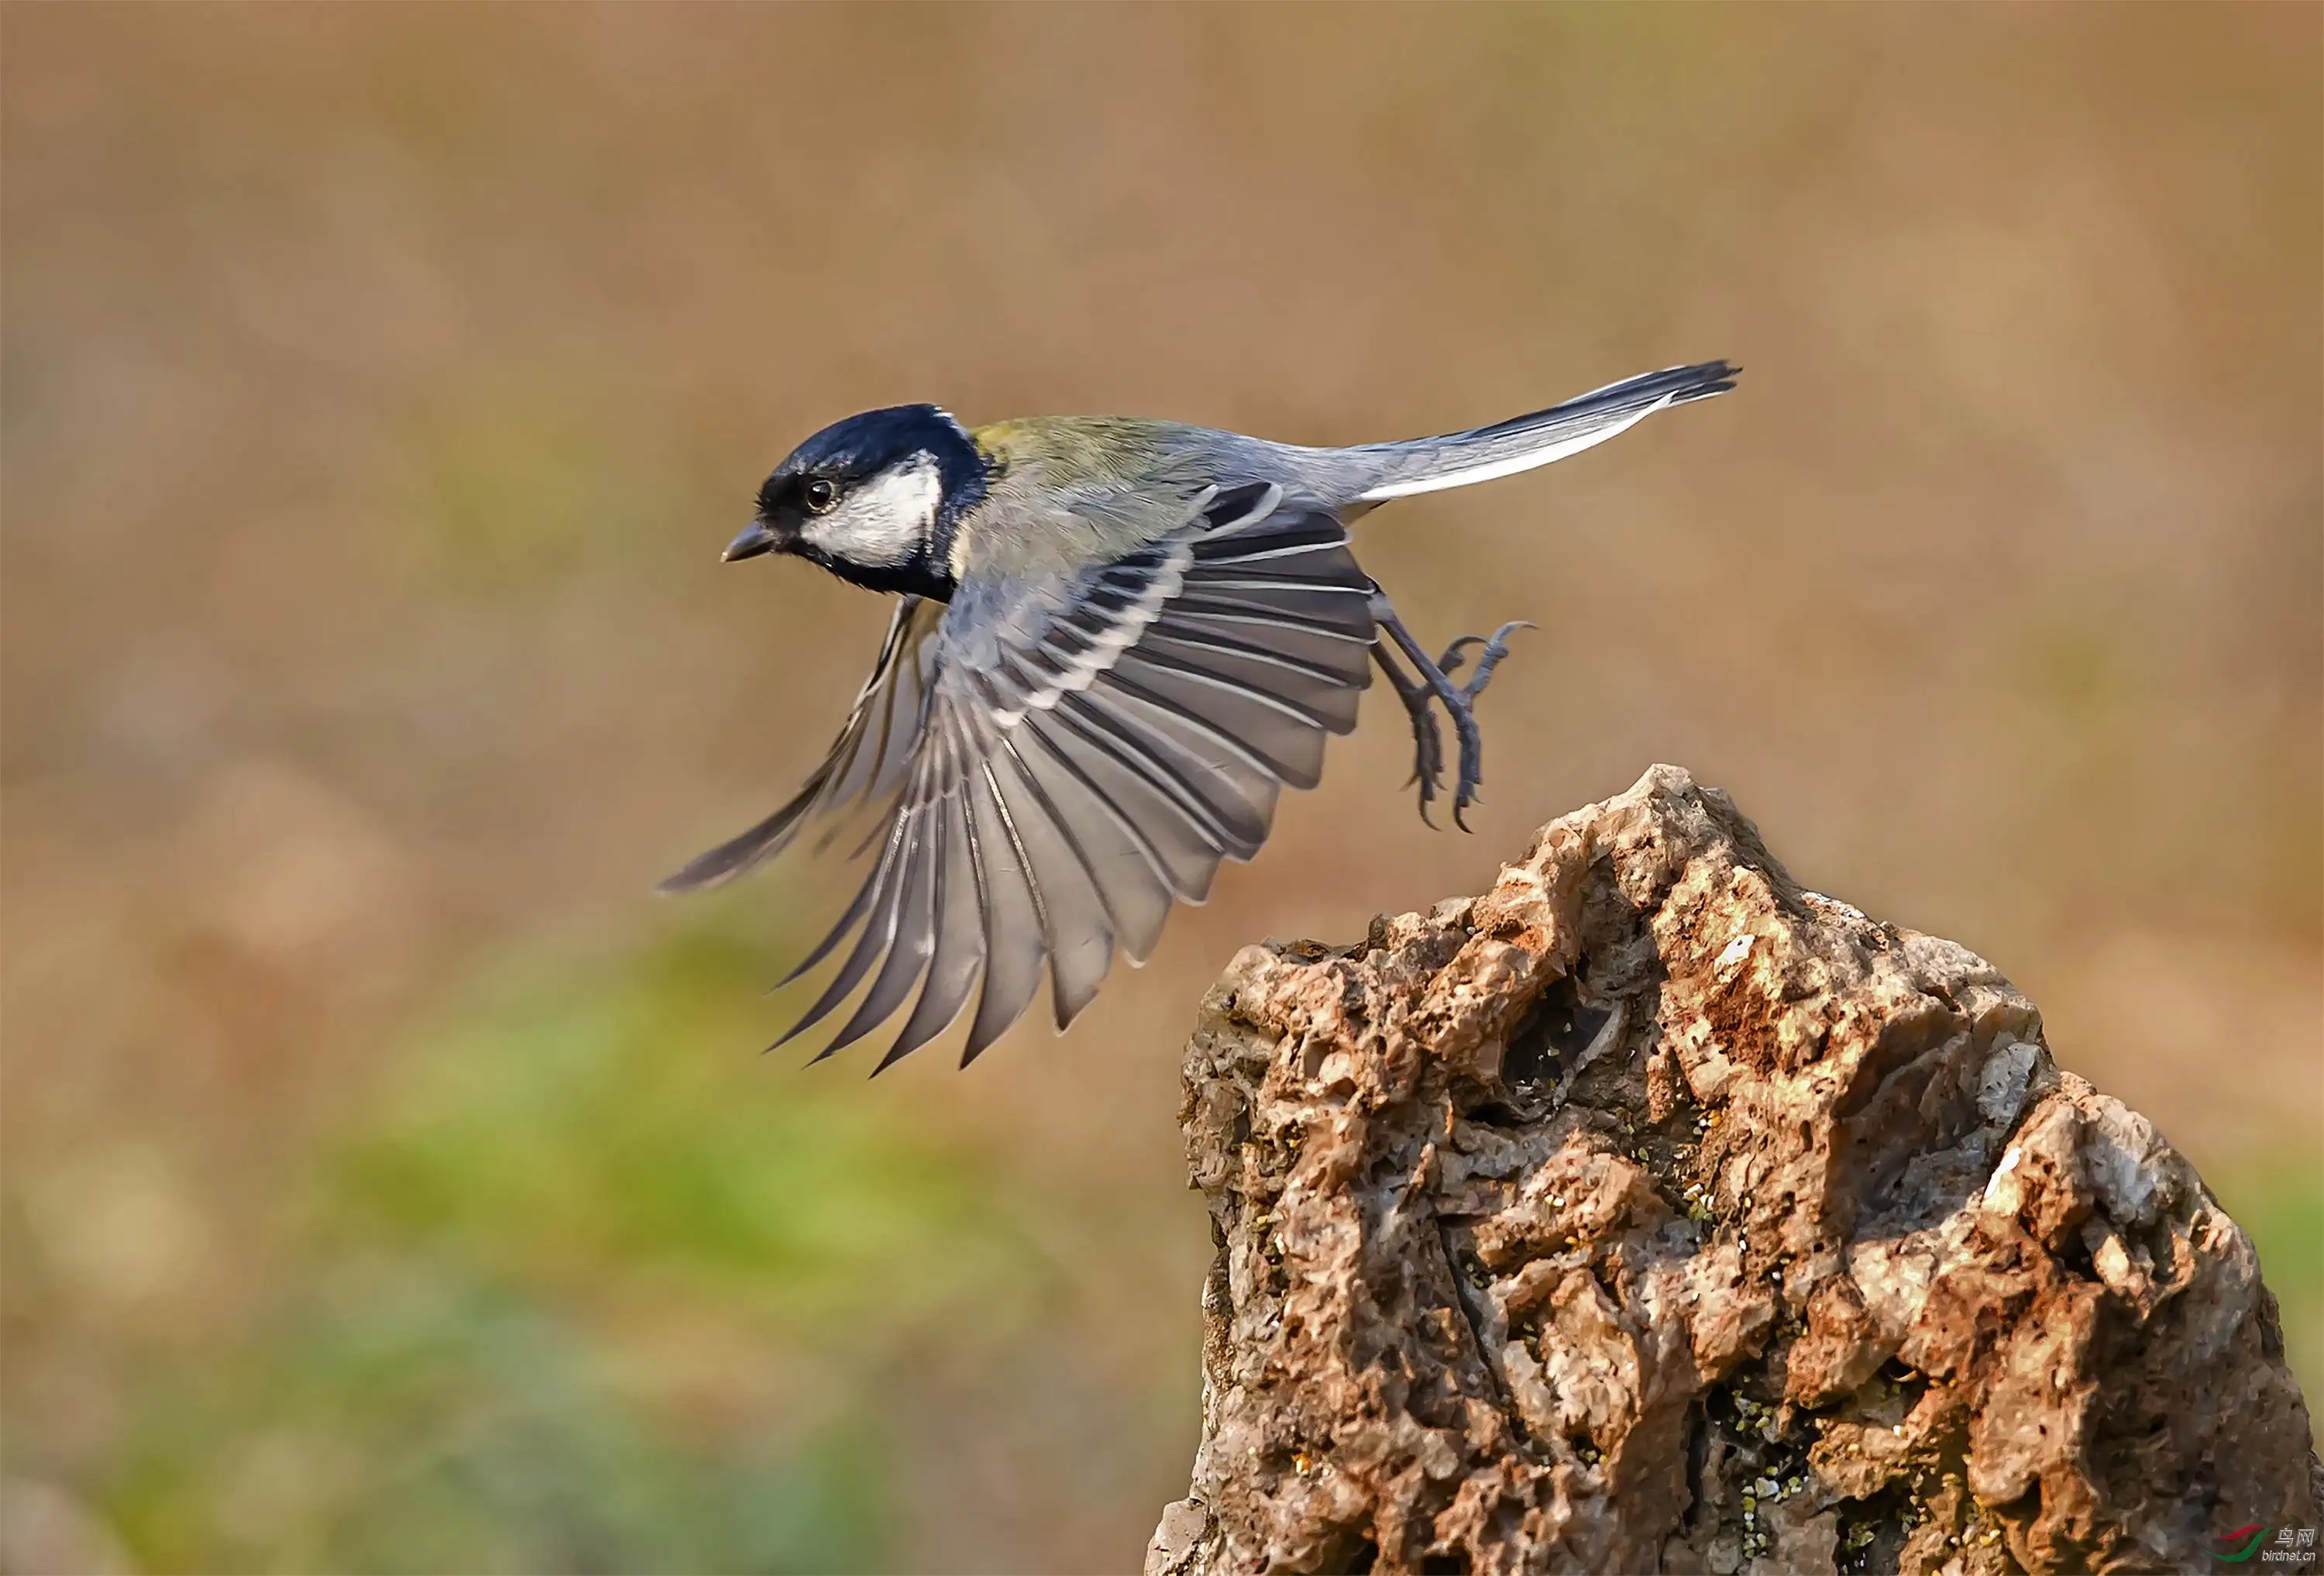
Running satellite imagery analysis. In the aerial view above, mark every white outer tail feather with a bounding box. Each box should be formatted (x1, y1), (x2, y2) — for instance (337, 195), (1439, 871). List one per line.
(1355, 393), (1681, 502)
(1351, 360), (1737, 505)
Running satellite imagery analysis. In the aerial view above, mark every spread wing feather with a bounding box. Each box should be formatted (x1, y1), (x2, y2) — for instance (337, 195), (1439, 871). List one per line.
(669, 483), (1377, 1068)
(960, 749), (1047, 1061)
(658, 596), (943, 894)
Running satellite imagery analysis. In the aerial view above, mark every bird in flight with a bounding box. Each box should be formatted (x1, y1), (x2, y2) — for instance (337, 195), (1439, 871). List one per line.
(665, 361), (1737, 1069)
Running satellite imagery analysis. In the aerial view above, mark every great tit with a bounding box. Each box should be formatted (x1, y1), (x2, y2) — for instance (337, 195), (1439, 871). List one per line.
(666, 360), (1737, 1069)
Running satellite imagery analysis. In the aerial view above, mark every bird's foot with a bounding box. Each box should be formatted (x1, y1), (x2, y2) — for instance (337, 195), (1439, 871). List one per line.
(1369, 596), (1532, 831)
(1435, 622), (1533, 703)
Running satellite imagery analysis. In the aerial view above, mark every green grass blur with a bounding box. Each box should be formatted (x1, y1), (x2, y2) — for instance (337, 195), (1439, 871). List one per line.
(94, 909), (1045, 1572)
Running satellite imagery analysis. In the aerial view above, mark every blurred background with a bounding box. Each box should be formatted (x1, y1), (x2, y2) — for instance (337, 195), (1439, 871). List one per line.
(4, 5), (2318, 1571)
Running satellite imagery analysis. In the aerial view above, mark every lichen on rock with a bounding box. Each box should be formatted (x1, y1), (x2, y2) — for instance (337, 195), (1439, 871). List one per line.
(1148, 766), (2319, 1576)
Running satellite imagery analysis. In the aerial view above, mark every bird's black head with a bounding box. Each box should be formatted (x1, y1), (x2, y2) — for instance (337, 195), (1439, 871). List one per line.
(722, 404), (987, 600)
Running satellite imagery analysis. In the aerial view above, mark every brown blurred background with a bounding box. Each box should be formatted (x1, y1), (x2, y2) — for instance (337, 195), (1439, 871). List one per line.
(4, 5), (2319, 1572)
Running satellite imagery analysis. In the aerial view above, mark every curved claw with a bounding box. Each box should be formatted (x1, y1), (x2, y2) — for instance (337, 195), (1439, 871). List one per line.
(1438, 635), (1486, 680)
(1443, 699), (1485, 832)
(1457, 620), (1536, 702)
(1408, 703), (1444, 828)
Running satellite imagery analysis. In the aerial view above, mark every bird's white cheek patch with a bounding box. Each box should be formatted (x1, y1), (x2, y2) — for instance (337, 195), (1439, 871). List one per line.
(803, 454), (941, 568)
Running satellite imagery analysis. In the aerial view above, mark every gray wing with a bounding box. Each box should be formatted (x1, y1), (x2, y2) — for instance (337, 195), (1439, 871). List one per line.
(660, 594), (946, 894)
(776, 483), (1376, 1070)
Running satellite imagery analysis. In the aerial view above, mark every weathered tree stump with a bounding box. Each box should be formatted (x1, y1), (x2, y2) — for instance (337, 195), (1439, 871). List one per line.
(1149, 766), (2319, 1575)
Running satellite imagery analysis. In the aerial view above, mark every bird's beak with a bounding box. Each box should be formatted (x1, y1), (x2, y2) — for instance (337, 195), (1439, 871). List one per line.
(721, 518), (779, 563)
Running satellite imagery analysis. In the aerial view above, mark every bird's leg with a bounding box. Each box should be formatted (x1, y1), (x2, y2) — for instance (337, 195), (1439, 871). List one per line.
(1370, 637), (1446, 827)
(1370, 593), (1533, 831)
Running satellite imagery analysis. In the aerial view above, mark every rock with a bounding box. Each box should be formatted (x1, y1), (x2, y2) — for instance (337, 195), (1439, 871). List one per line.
(1150, 766), (2319, 1576)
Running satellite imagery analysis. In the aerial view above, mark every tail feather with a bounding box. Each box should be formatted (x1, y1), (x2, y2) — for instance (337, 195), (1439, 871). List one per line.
(1354, 360), (1737, 503)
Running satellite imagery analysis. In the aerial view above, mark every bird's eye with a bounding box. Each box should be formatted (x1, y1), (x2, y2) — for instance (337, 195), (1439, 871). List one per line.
(802, 478), (838, 514)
